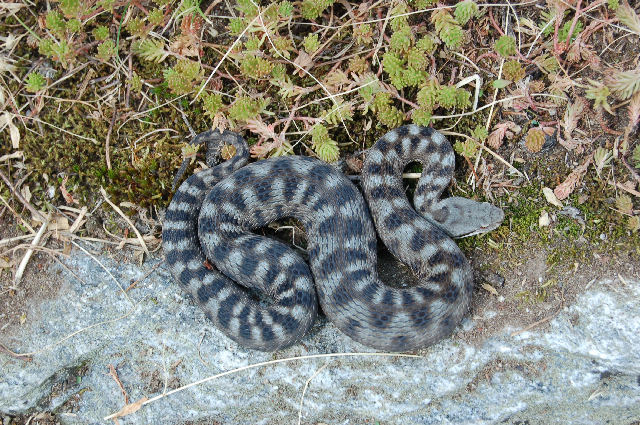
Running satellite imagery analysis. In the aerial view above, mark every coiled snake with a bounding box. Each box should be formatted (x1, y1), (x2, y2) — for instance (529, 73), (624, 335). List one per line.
(162, 125), (504, 351)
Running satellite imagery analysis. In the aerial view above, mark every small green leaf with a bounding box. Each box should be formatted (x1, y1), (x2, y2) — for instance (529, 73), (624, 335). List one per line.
(493, 79), (511, 89)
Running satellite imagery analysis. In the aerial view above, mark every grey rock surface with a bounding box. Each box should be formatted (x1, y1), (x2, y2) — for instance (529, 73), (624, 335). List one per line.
(1, 248), (639, 425)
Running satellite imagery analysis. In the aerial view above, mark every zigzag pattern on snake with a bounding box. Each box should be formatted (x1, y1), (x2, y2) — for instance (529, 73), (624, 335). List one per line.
(162, 125), (504, 351)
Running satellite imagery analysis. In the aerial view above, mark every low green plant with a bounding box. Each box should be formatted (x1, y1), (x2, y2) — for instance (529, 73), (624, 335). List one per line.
(25, 72), (46, 92)
(494, 35), (516, 57)
(471, 125), (488, 142)
(454, 138), (479, 158)
(372, 92), (404, 128)
(241, 55), (274, 79)
(558, 19), (583, 42)
(503, 60), (525, 82)
(301, 0), (336, 20)
(93, 25), (110, 41)
(132, 39), (168, 63)
(353, 23), (374, 45)
(303, 33), (320, 53)
(45, 10), (66, 37)
(322, 100), (353, 126)
(97, 40), (115, 61)
(454, 0), (479, 25)
(228, 96), (269, 123)
(202, 93), (224, 119)
(411, 107), (432, 126)
(148, 9), (164, 26)
(417, 79), (439, 111)
(311, 124), (340, 162)
(585, 80), (613, 114)
(163, 59), (203, 95)
(38, 38), (74, 68)
(8, 0), (638, 249)
(438, 85), (459, 109)
(432, 7), (464, 50)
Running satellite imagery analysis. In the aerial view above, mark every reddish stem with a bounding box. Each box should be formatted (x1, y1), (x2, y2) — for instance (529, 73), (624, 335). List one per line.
(563, 0), (583, 52)
(488, 9), (505, 36)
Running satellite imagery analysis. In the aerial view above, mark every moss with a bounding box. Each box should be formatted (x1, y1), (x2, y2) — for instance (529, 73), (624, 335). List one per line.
(10, 89), (193, 209)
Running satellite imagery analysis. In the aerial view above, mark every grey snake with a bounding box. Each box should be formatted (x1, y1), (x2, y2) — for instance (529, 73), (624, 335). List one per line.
(162, 125), (504, 351)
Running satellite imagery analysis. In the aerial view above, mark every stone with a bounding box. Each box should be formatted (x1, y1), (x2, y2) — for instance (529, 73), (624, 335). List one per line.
(1, 250), (639, 424)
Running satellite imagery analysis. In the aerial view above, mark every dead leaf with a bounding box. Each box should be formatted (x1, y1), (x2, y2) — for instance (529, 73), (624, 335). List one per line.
(542, 187), (563, 207)
(629, 216), (640, 232)
(563, 97), (587, 143)
(0, 111), (20, 148)
(554, 156), (592, 200)
(245, 119), (280, 143)
(0, 151), (23, 162)
(324, 69), (350, 91)
(60, 176), (76, 205)
(245, 119), (286, 158)
(20, 185), (31, 203)
(170, 33), (201, 58)
(539, 210), (551, 227)
(49, 215), (70, 231)
(220, 144), (236, 160)
(170, 14), (203, 57)
(293, 51), (314, 76)
(134, 250), (144, 266)
(482, 283), (499, 296)
(109, 397), (149, 419)
(487, 121), (519, 149)
(211, 112), (228, 133)
(31, 210), (49, 224)
(615, 195), (633, 215)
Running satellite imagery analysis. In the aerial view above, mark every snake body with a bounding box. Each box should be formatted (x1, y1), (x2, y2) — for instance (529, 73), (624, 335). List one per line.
(163, 125), (503, 351)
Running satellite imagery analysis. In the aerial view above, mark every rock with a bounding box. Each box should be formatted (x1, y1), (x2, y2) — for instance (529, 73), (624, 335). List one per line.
(1, 250), (639, 424)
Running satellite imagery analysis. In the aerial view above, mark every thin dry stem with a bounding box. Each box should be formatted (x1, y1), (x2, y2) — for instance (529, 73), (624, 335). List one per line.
(14, 212), (50, 285)
(104, 352), (423, 420)
(99, 187), (150, 255)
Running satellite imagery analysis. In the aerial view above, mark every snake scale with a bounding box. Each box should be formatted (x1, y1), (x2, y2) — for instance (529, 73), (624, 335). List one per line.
(162, 125), (504, 351)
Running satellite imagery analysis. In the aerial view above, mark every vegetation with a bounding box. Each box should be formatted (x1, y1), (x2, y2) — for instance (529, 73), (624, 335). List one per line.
(0, 0), (639, 262)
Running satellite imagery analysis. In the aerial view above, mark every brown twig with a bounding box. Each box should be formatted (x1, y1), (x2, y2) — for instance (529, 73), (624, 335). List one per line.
(99, 187), (149, 255)
(596, 110), (623, 136)
(108, 364), (130, 405)
(125, 260), (164, 292)
(488, 8), (505, 36)
(14, 213), (50, 285)
(463, 155), (479, 181)
(125, 54), (133, 109)
(563, 0), (583, 52)
(552, 4), (563, 56)
(0, 343), (32, 362)
(0, 170), (46, 223)
(510, 308), (562, 336)
(620, 156), (640, 185)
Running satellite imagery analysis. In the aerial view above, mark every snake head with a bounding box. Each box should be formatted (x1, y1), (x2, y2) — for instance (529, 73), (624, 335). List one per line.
(426, 197), (504, 238)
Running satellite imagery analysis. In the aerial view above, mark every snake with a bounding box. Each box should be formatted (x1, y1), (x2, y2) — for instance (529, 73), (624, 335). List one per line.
(162, 125), (504, 352)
